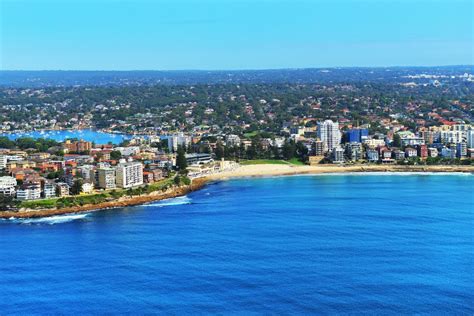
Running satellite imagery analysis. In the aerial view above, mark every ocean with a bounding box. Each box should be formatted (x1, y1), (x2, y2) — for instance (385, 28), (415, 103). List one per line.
(1, 174), (473, 314)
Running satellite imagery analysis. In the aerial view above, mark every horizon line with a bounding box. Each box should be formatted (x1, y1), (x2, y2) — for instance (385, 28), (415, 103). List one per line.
(1, 64), (473, 72)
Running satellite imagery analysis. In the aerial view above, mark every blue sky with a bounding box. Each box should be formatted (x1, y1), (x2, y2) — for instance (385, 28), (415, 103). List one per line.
(1, 0), (472, 70)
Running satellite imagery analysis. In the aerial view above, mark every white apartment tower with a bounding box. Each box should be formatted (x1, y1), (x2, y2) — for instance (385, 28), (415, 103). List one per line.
(467, 130), (474, 148)
(317, 120), (341, 152)
(115, 162), (143, 188)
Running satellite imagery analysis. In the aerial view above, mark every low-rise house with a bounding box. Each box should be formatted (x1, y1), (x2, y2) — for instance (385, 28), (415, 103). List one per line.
(392, 149), (405, 160)
(56, 182), (70, 196)
(405, 147), (417, 158)
(81, 182), (94, 194)
(367, 149), (379, 162)
(428, 147), (439, 158)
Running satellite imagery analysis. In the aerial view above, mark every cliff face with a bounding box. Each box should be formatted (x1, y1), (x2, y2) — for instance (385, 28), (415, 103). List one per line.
(0, 178), (208, 219)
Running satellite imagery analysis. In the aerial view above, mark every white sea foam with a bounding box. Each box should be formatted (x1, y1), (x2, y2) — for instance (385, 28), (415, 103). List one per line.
(143, 196), (192, 207)
(14, 213), (90, 225)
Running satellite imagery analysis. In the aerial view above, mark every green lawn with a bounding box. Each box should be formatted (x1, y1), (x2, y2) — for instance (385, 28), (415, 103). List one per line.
(288, 158), (306, 166)
(243, 131), (258, 138)
(240, 159), (306, 166)
(19, 177), (177, 210)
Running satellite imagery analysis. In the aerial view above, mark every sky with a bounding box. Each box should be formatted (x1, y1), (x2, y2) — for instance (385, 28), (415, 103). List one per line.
(0, 0), (472, 70)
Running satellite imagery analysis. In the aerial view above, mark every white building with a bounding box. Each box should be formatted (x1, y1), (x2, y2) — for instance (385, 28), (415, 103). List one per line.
(331, 147), (345, 163)
(115, 162), (143, 188)
(0, 176), (17, 196)
(167, 133), (191, 152)
(43, 181), (56, 198)
(16, 183), (41, 201)
(440, 131), (464, 144)
(82, 182), (94, 194)
(317, 120), (341, 152)
(115, 146), (140, 157)
(0, 155), (7, 169)
(467, 130), (474, 148)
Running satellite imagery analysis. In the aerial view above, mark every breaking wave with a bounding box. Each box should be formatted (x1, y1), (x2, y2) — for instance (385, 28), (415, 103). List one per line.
(143, 196), (192, 207)
(11, 213), (90, 225)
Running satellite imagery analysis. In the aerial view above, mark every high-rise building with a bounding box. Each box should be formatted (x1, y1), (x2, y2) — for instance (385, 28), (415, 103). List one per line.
(467, 130), (474, 148)
(345, 142), (362, 161)
(115, 162), (143, 188)
(317, 120), (341, 152)
(313, 140), (326, 156)
(331, 147), (345, 163)
(97, 167), (117, 189)
(456, 143), (467, 158)
(344, 128), (369, 143)
(168, 133), (191, 152)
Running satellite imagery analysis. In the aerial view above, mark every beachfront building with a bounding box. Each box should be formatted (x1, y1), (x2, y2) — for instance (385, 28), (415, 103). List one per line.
(16, 183), (41, 201)
(0, 176), (17, 196)
(405, 147), (418, 158)
(367, 149), (379, 162)
(42, 181), (56, 198)
(82, 182), (94, 194)
(185, 153), (213, 166)
(456, 143), (467, 158)
(331, 147), (345, 163)
(313, 140), (326, 156)
(392, 149), (405, 160)
(428, 148), (439, 158)
(56, 183), (70, 196)
(115, 162), (143, 188)
(97, 167), (117, 189)
(441, 147), (456, 159)
(345, 142), (362, 161)
(467, 130), (474, 148)
(317, 120), (341, 152)
(398, 131), (425, 147)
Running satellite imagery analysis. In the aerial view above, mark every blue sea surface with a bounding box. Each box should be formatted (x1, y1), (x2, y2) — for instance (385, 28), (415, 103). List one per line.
(1, 129), (132, 144)
(1, 174), (473, 314)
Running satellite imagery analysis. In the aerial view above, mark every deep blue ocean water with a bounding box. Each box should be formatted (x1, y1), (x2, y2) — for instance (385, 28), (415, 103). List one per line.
(1, 174), (473, 314)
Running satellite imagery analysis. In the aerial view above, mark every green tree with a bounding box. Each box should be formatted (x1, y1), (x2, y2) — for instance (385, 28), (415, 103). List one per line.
(110, 150), (122, 160)
(71, 179), (84, 195)
(215, 141), (225, 160)
(176, 146), (188, 172)
(392, 133), (402, 148)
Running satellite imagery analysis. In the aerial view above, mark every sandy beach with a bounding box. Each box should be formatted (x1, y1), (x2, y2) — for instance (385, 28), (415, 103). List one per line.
(205, 164), (474, 180)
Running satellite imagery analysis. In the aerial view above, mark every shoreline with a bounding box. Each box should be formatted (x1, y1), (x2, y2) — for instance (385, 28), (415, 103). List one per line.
(204, 164), (474, 181)
(1, 164), (473, 219)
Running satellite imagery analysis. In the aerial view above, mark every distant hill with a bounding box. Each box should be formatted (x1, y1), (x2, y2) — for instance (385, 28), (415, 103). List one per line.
(0, 66), (472, 87)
